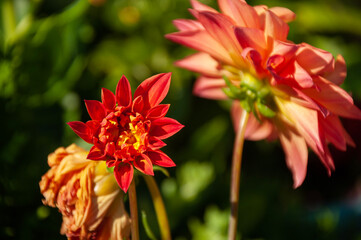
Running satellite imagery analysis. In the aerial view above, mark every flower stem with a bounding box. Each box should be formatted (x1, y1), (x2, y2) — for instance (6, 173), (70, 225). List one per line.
(228, 109), (249, 240)
(129, 180), (139, 240)
(144, 175), (172, 240)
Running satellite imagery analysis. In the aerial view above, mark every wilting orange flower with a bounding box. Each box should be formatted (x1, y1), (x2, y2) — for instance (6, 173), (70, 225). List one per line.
(39, 144), (131, 239)
(67, 73), (184, 192)
(166, 0), (361, 187)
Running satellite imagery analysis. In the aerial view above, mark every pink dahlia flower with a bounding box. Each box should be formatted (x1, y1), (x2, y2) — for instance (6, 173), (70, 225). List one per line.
(166, 0), (361, 187)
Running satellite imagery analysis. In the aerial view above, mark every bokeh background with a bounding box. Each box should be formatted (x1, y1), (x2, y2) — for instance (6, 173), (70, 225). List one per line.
(1, 0), (361, 239)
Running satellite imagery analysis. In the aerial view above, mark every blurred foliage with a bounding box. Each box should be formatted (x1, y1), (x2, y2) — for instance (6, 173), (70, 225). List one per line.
(1, 0), (361, 239)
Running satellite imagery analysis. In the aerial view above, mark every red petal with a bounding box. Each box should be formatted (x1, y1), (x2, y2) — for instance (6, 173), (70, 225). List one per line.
(147, 104), (170, 119)
(134, 73), (171, 109)
(147, 150), (176, 167)
(67, 121), (93, 143)
(133, 154), (154, 176)
(150, 117), (184, 140)
(85, 100), (106, 121)
(132, 95), (144, 113)
(148, 136), (167, 150)
(101, 88), (116, 110)
(114, 163), (134, 193)
(325, 54), (346, 85)
(87, 146), (106, 160)
(116, 75), (132, 107)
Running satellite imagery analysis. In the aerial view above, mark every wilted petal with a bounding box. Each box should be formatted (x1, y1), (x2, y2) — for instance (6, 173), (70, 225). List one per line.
(193, 76), (228, 100)
(114, 163), (134, 193)
(85, 100), (106, 121)
(134, 73), (171, 110)
(150, 117), (184, 140)
(133, 154), (154, 176)
(147, 150), (176, 167)
(116, 75), (132, 107)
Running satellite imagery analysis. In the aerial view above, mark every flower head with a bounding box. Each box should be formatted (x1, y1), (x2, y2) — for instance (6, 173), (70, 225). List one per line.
(68, 73), (184, 192)
(39, 144), (131, 239)
(166, 0), (361, 187)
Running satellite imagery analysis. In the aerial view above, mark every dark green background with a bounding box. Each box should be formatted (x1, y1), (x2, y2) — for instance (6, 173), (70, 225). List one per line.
(1, 0), (361, 239)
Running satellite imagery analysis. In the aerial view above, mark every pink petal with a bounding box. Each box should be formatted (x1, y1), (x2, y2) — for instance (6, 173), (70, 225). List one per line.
(278, 124), (308, 188)
(231, 101), (274, 140)
(114, 163), (134, 193)
(134, 73), (171, 110)
(296, 43), (334, 75)
(190, 0), (218, 13)
(147, 104), (170, 119)
(319, 115), (347, 151)
(235, 27), (268, 58)
(269, 7), (296, 23)
(304, 76), (361, 119)
(278, 99), (325, 156)
(147, 150), (176, 167)
(85, 100), (106, 121)
(133, 154), (154, 176)
(67, 121), (93, 143)
(150, 117), (184, 140)
(173, 19), (204, 31)
(175, 52), (222, 78)
(325, 54), (347, 85)
(261, 10), (289, 41)
(116, 75), (132, 107)
(218, 0), (260, 28)
(87, 146), (106, 160)
(193, 76), (228, 100)
(166, 30), (234, 66)
(101, 88), (116, 110)
(198, 12), (243, 60)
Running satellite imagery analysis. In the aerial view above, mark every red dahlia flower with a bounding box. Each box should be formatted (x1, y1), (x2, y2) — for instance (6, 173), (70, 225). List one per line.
(166, 0), (361, 187)
(68, 73), (183, 192)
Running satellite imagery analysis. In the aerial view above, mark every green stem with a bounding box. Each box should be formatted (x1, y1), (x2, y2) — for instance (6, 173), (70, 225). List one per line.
(228, 108), (249, 240)
(129, 180), (139, 240)
(144, 175), (172, 240)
